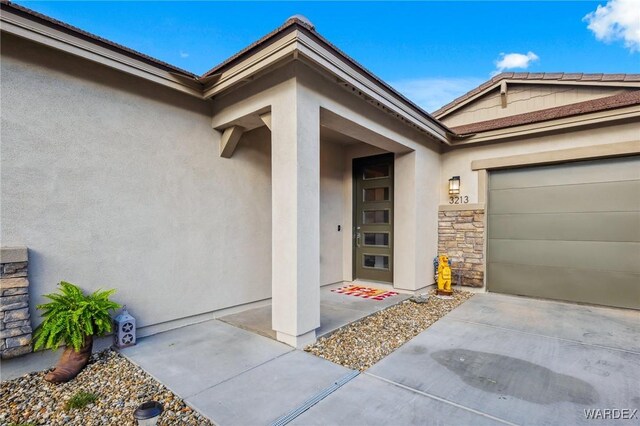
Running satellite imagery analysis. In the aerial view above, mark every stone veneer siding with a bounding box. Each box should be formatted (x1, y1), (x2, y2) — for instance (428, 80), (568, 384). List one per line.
(437, 209), (485, 287)
(1, 247), (32, 359)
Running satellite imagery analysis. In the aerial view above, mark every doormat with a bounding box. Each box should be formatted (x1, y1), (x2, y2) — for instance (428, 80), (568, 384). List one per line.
(331, 285), (398, 301)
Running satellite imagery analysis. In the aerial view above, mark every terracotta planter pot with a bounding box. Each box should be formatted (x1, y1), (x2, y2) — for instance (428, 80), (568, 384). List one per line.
(44, 335), (93, 383)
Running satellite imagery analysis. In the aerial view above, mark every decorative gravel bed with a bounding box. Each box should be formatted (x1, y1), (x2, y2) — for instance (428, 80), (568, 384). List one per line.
(305, 289), (473, 371)
(0, 349), (212, 426)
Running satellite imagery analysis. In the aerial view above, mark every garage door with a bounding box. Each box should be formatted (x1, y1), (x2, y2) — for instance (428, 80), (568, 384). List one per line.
(487, 156), (640, 310)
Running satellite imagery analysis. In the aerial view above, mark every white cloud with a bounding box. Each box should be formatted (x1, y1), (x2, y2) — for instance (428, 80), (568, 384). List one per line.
(390, 77), (485, 113)
(493, 52), (539, 75)
(584, 0), (640, 52)
(179, 51), (189, 58)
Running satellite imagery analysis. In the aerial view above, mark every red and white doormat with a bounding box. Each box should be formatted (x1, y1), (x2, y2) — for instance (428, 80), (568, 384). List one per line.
(331, 285), (398, 300)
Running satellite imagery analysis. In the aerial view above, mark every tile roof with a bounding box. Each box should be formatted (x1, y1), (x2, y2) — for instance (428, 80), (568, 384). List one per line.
(451, 90), (640, 135)
(0, 0), (198, 78)
(433, 72), (640, 118)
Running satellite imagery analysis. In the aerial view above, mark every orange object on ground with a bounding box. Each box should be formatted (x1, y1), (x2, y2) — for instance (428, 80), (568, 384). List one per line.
(331, 285), (398, 300)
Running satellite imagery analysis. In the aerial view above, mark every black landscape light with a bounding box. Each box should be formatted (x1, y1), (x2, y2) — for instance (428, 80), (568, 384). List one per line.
(133, 400), (163, 425)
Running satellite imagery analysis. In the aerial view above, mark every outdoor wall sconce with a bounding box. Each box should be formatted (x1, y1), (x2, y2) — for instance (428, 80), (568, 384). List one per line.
(114, 307), (136, 349)
(133, 401), (163, 425)
(448, 176), (461, 195)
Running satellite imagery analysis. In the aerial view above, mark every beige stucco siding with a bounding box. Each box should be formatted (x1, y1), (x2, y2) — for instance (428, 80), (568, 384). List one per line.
(440, 121), (640, 205)
(1, 35), (273, 331)
(442, 84), (633, 127)
(320, 140), (345, 286)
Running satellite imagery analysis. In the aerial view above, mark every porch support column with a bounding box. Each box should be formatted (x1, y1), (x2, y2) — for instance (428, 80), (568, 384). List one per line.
(394, 149), (438, 291)
(271, 83), (320, 348)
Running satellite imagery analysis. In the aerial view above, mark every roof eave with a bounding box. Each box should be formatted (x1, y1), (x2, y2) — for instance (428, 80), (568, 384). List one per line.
(448, 104), (640, 146)
(202, 23), (453, 144)
(0, 1), (204, 98)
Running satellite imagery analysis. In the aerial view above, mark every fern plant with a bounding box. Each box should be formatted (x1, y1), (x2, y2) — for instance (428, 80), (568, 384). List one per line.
(34, 281), (120, 352)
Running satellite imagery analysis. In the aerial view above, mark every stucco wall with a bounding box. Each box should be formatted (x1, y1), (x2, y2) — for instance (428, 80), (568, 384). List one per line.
(442, 84), (632, 127)
(320, 140), (345, 286)
(1, 35), (273, 330)
(440, 121), (640, 205)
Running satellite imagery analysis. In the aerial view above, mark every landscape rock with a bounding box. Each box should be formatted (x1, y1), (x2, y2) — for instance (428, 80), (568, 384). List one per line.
(0, 349), (213, 425)
(305, 289), (473, 371)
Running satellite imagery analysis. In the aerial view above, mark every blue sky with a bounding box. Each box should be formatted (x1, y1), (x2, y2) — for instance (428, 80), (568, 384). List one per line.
(14, 1), (640, 111)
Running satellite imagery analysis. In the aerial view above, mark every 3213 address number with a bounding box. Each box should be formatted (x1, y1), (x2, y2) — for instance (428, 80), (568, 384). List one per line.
(449, 196), (469, 204)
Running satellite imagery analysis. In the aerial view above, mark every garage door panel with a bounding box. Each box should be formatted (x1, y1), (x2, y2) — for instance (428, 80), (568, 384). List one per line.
(490, 156), (640, 190)
(488, 156), (640, 309)
(489, 180), (640, 214)
(488, 239), (640, 273)
(488, 212), (640, 242)
(487, 262), (640, 310)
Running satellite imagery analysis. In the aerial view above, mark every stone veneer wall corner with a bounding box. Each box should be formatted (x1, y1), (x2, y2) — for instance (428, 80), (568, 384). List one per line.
(1, 247), (33, 359)
(437, 209), (485, 287)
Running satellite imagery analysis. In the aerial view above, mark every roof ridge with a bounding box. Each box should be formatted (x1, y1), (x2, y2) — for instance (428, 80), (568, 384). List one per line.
(434, 72), (640, 118)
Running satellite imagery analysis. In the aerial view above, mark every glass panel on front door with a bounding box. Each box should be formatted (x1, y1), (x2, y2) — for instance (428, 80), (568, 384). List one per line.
(363, 210), (390, 224)
(364, 232), (389, 247)
(362, 164), (389, 180)
(363, 254), (389, 270)
(363, 187), (390, 202)
(353, 154), (394, 283)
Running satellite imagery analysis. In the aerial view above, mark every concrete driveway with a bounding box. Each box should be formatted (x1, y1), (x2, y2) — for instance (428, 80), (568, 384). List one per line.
(121, 293), (639, 425)
(294, 293), (640, 425)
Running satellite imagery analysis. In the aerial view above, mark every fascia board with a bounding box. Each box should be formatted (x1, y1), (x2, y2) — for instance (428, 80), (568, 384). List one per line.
(437, 79), (640, 119)
(471, 140), (640, 171)
(1, 11), (203, 98)
(202, 31), (299, 99)
(202, 29), (449, 144)
(294, 32), (448, 143)
(451, 106), (640, 145)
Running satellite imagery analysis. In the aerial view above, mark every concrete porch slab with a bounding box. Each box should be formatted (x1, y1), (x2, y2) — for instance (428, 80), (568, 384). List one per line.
(121, 320), (292, 398)
(219, 283), (411, 341)
(218, 305), (276, 339)
(187, 350), (354, 426)
(320, 283), (411, 313)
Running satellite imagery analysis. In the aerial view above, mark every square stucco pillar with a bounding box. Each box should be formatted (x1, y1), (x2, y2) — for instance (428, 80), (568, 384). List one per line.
(270, 84), (320, 348)
(394, 149), (439, 291)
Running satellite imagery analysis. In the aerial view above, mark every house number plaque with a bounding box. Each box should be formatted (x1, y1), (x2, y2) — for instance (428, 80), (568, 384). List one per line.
(449, 196), (469, 204)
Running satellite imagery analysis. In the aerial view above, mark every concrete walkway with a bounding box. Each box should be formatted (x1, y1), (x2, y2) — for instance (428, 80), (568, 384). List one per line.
(121, 320), (356, 425)
(122, 293), (640, 425)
